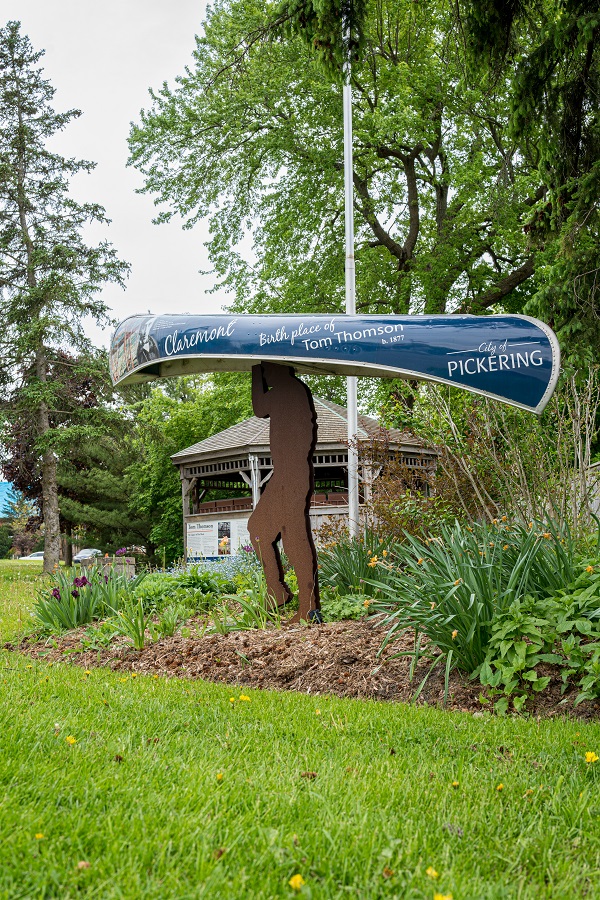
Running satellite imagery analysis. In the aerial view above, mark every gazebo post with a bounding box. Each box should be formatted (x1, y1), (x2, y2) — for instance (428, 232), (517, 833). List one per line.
(249, 453), (261, 508)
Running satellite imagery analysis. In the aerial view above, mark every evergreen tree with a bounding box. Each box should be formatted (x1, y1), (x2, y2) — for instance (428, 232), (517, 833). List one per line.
(0, 21), (128, 572)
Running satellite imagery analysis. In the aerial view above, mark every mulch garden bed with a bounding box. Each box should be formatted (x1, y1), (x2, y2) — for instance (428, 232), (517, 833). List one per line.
(8, 618), (600, 721)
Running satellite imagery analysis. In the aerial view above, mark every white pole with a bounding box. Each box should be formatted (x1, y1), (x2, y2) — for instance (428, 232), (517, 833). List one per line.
(343, 14), (360, 539)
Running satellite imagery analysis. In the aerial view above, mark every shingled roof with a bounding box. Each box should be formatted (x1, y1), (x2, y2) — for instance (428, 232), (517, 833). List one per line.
(171, 396), (425, 464)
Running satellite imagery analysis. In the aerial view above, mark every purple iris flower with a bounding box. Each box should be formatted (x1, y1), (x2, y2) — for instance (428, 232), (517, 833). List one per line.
(51, 588), (61, 599)
(71, 589), (79, 598)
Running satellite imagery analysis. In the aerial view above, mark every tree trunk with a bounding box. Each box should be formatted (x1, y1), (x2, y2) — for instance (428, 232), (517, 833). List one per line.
(36, 349), (61, 574)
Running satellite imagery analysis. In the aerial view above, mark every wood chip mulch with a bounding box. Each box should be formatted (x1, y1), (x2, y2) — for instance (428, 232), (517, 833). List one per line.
(7, 618), (600, 721)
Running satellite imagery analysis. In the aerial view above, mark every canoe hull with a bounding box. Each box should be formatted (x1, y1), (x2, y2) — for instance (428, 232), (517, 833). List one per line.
(110, 313), (560, 414)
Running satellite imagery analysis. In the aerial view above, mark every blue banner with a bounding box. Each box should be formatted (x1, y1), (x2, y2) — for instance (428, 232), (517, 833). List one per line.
(109, 313), (560, 413)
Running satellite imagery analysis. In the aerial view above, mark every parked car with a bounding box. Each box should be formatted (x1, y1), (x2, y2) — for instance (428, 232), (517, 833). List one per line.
(72, 548), (102, 564)
(20, 551), (45, 561)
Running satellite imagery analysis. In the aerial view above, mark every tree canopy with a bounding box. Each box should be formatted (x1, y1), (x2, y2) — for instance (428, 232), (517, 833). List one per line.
(129, 0), (540, 321)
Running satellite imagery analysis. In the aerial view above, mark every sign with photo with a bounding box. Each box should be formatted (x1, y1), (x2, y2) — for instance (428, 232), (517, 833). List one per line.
(110, 313), (560, 414)
(186, 519), (251, 560)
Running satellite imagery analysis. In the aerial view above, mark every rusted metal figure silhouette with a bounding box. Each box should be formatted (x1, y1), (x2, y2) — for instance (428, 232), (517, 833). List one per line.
(248, 362), (322, 624)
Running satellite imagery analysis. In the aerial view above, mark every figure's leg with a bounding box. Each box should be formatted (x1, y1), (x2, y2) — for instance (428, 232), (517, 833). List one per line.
(281, 513), (320, 623)
(249, 507), (292, 608)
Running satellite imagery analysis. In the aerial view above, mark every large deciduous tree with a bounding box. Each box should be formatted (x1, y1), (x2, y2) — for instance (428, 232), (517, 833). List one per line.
(129, 0), (539, 319)
(0, 21), (128, 572)
(458, 0), (600, 361)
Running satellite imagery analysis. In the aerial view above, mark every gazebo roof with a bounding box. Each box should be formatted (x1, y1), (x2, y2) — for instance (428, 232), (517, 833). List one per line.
(171, 396), (427, 465)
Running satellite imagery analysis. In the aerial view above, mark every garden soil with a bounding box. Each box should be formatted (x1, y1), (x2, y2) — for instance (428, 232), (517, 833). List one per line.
(10, 619), (600, 721)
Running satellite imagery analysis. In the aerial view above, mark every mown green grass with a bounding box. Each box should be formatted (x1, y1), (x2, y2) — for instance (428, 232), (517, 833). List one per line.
(1, 566), (599, 898)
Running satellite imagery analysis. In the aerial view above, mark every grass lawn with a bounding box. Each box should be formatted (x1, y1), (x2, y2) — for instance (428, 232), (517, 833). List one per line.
(1, 562), (599, 899)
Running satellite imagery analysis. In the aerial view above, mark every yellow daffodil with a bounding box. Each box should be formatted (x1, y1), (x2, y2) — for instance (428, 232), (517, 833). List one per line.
(289, 874), (305, 891)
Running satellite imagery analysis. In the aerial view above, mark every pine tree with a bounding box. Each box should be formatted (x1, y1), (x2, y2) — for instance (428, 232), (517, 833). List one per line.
(0, 21), (129, 572)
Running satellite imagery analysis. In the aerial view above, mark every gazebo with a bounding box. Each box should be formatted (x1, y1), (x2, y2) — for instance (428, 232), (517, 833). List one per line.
(171, 397), (437, 560)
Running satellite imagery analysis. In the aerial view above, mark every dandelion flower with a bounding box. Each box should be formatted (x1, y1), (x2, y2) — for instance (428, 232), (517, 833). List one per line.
(229, 697), (236, 704)
(542, 532), (551, 539)
(417, 558), (424, 564)
(216, 772), (223, 782)
(503, 545), (509, 550)
(501, 515), (507, 521)
(382, 550), (388, 557)
(363, 600), (371, 608)
(451, 781), (459, 788)
(451, 630), (458, 640)
(65, 735), (77, 745)
(84, 670), (91, 676)
(585, 751), (599, 764)
(426, 866), (439, 879)
(239, 695), (251, 702)
(586, 565), (594, 573)
(496, 783), (504, 791)
(315, 709), (321, 716)
(35, 833), (44, 840)
(289, 874), (305, 891)
(434, 894), (453, 900)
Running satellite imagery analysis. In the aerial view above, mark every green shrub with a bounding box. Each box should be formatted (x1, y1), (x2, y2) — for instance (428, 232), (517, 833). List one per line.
(370, 518), (579, 702)
(320, 590), (371, 622)
(318, 531), (396, 597)
(481, 562), (600, 712)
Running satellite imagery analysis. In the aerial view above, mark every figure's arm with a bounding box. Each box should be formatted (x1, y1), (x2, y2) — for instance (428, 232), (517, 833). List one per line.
(252, 363), (270, 418)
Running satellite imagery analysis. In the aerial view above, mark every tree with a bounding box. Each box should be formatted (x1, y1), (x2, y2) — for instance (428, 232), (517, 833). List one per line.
(129, 0), (539, 321)
(457, 0), (600, 361)
(126, 374), (253, 564)
(0, 22), (128, 572)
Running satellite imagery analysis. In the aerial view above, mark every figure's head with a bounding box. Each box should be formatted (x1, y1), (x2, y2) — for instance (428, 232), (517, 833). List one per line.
(261, 361), (295, 388)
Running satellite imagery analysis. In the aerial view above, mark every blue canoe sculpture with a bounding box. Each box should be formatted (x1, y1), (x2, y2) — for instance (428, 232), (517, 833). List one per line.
(110, 313), (560, 414)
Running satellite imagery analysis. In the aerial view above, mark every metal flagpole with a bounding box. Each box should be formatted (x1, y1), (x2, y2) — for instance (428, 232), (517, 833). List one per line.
(343, 6), (360, 539)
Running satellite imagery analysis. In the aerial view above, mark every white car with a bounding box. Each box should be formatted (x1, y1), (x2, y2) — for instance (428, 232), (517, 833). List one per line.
(20, 551), (45, 561)
(72, 548), (103, 564)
